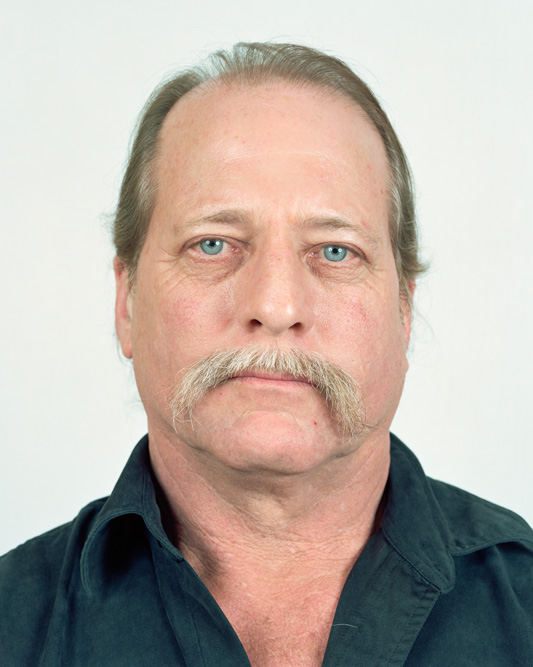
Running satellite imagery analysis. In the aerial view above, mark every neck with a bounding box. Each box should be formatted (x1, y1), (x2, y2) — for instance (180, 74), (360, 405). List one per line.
(149, 426), (390, 585)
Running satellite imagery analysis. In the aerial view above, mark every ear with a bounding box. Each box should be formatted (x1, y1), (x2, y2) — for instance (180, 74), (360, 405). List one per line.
(400, 281), (416, 350)
(114, 257), (134, 359)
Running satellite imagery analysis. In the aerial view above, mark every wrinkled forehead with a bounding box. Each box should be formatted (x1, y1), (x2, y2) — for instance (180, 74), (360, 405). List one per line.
(154, 80), (391, 210)
(150, 82), (389, 235)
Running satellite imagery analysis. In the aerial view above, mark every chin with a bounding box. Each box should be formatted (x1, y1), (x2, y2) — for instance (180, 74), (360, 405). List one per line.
(185, 409), (353, 475)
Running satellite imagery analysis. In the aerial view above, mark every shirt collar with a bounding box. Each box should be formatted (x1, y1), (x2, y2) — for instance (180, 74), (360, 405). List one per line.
(80, 436), (183, 595)
(383, 434), (456, 593)
(81, 433), (457, 596)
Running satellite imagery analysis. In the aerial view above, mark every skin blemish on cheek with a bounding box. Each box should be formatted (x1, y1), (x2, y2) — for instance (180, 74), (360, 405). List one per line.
(350, 300), (369, 325)
(313, 420), (317, 426)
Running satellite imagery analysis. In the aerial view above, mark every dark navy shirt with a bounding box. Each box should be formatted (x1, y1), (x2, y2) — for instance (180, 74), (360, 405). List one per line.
(1, 434), (532, 666)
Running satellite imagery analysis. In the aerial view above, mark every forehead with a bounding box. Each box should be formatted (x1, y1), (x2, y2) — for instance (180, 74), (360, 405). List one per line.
(153, 81), (390, 229)
(162, 80), (387, 167)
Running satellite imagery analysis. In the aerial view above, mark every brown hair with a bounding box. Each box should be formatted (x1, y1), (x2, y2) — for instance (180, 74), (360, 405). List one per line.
(113, 42), (426, 300)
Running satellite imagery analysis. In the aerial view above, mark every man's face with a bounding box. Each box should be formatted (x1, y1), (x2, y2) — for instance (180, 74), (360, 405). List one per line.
(115, 82), (412, 474)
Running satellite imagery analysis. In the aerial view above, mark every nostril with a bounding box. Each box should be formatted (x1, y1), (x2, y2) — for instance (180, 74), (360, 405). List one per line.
(247, 319), (263, 331)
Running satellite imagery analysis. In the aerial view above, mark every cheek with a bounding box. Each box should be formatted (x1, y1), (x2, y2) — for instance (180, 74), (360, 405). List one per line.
(326, 294), (406, 379)
(328, 296), (407, 428)
(346, 300), (380, 361)
(151, 280), (236, 362)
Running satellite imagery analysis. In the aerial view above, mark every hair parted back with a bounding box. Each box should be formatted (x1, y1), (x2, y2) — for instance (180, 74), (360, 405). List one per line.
(113, 42), (426, 300)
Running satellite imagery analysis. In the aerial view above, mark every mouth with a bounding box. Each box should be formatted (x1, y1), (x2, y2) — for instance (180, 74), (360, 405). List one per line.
(229, 371), (313, 385)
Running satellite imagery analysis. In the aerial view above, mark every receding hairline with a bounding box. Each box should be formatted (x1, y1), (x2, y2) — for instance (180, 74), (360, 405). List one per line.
(175, 69), (370, 103)
(157, 73), (387, 154)
(150, 75), (393, 244)
(113, 42), (426, 300)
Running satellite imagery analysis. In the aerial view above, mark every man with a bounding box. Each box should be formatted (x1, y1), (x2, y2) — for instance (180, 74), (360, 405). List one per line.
(1, 42), (531, 666)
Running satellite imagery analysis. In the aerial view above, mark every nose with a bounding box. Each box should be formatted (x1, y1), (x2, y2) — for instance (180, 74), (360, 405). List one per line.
(235, 245), (315, 338)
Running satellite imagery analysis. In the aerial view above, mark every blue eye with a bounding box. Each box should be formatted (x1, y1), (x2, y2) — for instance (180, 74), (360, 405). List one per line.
(322, 245), (348, 262)
(199, 239), (225, 255)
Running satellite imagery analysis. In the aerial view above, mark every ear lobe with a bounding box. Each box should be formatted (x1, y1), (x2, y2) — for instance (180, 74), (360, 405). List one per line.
(114, 257), (133, 359)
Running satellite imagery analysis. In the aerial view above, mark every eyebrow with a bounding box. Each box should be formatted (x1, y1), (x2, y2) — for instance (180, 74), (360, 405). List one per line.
(178, 209), (381, 248)
(296, 215), (381, 248)
(178, 209), (250, 230)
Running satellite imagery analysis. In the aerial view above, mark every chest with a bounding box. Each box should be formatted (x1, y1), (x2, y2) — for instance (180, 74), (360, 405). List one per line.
(220, 594), (337, 667)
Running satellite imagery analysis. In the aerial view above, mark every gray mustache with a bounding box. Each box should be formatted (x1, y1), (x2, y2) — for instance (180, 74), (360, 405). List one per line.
(167, 346), (368, 438)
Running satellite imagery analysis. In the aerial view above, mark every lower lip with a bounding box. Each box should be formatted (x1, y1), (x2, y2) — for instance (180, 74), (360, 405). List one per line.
(229, 376), (312, 388)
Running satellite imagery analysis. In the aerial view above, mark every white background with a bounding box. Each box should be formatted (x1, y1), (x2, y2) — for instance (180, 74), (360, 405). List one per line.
(1, 0), (532, 555)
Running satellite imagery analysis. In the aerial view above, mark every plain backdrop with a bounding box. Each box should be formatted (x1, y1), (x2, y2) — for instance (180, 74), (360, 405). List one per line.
(1, 0), (532, 555)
